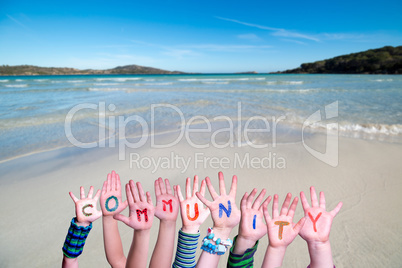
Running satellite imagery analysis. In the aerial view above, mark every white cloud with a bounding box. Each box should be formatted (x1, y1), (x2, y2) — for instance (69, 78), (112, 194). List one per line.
(216, 16), (320, 42)
(237, 33), (262, 41)
(280, 39), (307, 45)
(6, 14), (29, 30)
(187, 44), (272, 51)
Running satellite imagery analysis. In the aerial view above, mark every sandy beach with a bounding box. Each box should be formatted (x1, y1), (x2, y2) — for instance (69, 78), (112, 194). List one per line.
(1, 132), (401, 268)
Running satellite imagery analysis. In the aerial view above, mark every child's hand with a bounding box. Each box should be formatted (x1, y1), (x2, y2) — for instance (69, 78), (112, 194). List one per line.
(154, 177), (179, 222)
(114, 181), (155, 230)
(299, 186), (342, 244)
(263, 193), (306, 249)
(69, 186), (102, 226)
(196, 172), (241, 237)
(176, 175), (210, 233)
(238, 189), (271, 243)
(100, 170), (128, 217)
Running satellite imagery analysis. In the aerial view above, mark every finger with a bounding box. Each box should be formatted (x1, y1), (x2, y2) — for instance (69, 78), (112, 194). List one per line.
(130, 180), (140, 203)
(330, 201), (343, 217)
(310, 186), (319, 207)
(165, 179), (173, 195)
(196, 192), (212, 207)
(111, 170), (116, 191)
(300, 191), (310, 211)
(116, 173), (121, 191)
(113, 214), (130, 226)
(319, 191), (326, 209)
(273, 194), (279, 218)
(93, 209), (103, 221)
(154, 179), (161, 196)
(146, 191), (153, 205)
(218, 171), (227, 196)
(185, 177), (191, 199)
(94, 189), (101, 202)
(287, 197), (299, 219)
(247, 188), (258, 209)
(102, 181), (108, 195)
(205, 177), (219, 200)
(200, 179), (206, 197)
(87, 186), (94, 199)
(80, 186), (85, 199)
(280, 193), (292, 216)
(177, 185), (184, 202)
(252, 189), (266, 210)
(126, 183), (134, 205)
(241, 192), (249, 211)
(260, 195), (272, 211)
(159, 177), (166, 194)
(69, 192), (79, 203)
(137, 182), (146, 202)
(192, 175), (199, 196)
(263, 199), (272, 223)
(107, 172), (112, 192)
(293, 216), (307, 234)
(229, 175), (238, 198)
(174, 185), (179, 200)
(118, 200), (128, 213)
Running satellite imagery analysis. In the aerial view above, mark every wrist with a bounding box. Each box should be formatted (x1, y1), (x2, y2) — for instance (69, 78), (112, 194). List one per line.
(134, 229), (151, 236)
(160, 219), (176, 228)
(212, 226), (233, 240)
(237, 234), (257, 246)
(307, 240), (334, 268)
(102, 215), (116, 222)
(182, 225), (200, 234)
(265, 245), (287, 268)
(75, 218), (91, 227)
(307, 240), (331, 251)
(232, 235), (257, 255)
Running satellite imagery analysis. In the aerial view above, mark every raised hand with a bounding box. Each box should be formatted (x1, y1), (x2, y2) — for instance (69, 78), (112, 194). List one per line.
(100, 170), (128, 217)
(239, 189), (271, 242)
(299, 186), (343, 243)
(196, 172), (241, 233)
(263, 193), (306, 248)
(69, 186), (102, 225)
(176, 175), (210, 233)
(232, 189), (271, 255)
(114, 180), (155, 230)
(154, 177), (179, 222)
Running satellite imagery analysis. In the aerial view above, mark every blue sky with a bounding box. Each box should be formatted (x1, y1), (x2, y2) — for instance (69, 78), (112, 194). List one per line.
(1, 0), (402, 73)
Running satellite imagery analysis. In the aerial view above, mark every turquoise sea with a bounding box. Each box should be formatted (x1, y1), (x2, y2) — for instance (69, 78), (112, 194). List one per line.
(1, 74), (401, 162)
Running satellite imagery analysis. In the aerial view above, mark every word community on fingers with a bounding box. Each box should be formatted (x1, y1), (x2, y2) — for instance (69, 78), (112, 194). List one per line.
(82, 204), (93, 216)
(187, 203), (200, 221)
(274, 221), (290, 240)
(136, 209), (149, 222)
(219, 201), (232, 218)
(308, 212), (322, 232)
(105, 196), (119, 212)
(162, 199), (173, 213)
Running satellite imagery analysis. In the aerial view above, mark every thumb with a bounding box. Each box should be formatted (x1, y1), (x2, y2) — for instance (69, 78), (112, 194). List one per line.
(293, 216), (307, 234)
(113, 214), (130, 226)
(116, 200), (128, 214)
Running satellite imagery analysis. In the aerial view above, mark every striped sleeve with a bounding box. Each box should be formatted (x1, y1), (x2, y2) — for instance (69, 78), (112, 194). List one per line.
(172, 229), (200, 268)
(227, 236), (259, 268)
(62, 218), (92, 258)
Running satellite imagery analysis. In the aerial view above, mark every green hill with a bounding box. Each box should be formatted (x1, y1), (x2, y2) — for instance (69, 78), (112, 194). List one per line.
(0, 64), (184, 76)
(279, 46), (402, 74)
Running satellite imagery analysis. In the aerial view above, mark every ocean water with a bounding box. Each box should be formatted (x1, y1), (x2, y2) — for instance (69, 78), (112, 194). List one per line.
(1, 74), (401, 162)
